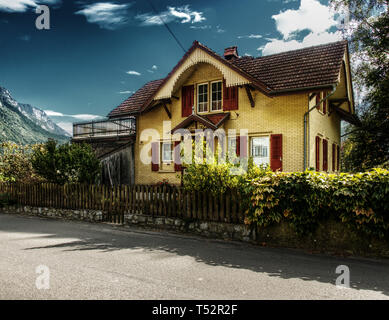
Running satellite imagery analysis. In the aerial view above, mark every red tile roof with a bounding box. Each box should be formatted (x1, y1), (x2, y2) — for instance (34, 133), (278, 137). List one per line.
(204, 113), (230, 126)
(108, 79), (164, 118)
(232, 40), (347, 92)
(170, 112), (230, 133)
(108, 40), (348, 117)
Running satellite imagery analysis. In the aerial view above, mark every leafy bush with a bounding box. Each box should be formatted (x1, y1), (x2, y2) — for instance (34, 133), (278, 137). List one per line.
(0, 142), (42, 183)
(183, 154), (270, 195)
(246, 169), (389, 237)
(31, 139), (101, 185)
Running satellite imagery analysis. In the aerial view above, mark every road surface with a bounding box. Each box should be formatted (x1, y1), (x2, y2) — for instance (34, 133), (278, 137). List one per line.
(0, 213), (388, 299)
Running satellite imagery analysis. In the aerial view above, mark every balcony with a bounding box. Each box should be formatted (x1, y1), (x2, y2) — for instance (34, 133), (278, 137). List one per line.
(72, 117), (136, 141)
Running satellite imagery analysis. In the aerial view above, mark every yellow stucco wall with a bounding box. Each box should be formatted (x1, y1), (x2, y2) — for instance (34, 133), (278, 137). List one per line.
(308, 95), (341, 172)
(134, 62), (341, 185)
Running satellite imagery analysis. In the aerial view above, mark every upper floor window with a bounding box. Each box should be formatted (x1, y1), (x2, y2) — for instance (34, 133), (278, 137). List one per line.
(211, 81), (222, 111)
(197, 83), (208, 113)
(315, 91), (327, 114)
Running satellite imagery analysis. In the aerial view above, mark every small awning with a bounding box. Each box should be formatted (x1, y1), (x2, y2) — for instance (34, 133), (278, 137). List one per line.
(171, 112), (230, 133)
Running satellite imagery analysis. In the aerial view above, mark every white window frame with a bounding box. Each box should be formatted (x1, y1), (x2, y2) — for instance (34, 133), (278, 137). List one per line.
(197, 83), (209, 113)
(161, 142), (173, 163)
(210, 80), (222, 112)
(250, 136), (270, 167)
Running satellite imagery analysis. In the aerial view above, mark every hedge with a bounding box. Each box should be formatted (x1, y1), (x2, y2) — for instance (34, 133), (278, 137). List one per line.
(245, 169), (389, 238)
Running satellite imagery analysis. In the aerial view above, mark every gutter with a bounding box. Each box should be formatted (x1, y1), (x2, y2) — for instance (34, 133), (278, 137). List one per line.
(303, 84), (337, 170)
(271, 84), (335, 96)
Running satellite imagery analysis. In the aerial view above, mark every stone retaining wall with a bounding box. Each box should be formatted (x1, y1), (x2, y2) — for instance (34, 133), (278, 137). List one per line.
(0, 206), (103, 223)
(1, 205), (389, 258)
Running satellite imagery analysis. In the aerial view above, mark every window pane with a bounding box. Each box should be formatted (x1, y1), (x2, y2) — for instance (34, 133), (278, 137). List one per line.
(198, 84), (208, 112)
(211, 81), (222, 111)
(251, 137), (269, 167)
(162, 143), (172, 162)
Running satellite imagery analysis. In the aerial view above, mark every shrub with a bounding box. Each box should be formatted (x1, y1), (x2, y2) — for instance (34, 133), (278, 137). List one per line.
(246, 169), (389, 237)
(183, 154), (270, 196)
(0, 142), (42, 183)
(31, 139), (101, 185)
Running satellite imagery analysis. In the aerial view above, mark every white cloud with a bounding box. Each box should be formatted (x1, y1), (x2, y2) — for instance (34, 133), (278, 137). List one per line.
(261, 31), (342, 55)
(56, 122), (73, 135)
(216, 25), (225, 33)
(147, 65), (158, 73)
(260, 0), (342, 56)
(190, 25), (211, 30)
(0, 0), (61, 12)
(273, 0), (337, 39)
(126, 70), (141, 76)
(75, 2), (132, 30)
(72, 114), (102, 121)
(136, 5), (205, 26)
(118, 90), (134, 94)
(45, 110), (103, 121)
(45, 110), (64, 117)
(238, 34), (263, 39)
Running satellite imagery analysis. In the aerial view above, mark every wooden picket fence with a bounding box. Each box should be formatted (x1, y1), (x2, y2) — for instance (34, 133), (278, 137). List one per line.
(0, 183), (245, 224)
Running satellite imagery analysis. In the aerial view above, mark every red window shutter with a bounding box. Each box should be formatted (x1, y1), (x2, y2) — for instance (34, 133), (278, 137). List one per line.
(337, 145), (340, 171)
(316, 92), (321, 110)
(315, 136), (321, 171)
(323, 139), (328, 171)
(151, 142), (159, 172)
(174, 141), (182, 172)
(323, 91), (327, 114)
(332, 143), (336, 171)
(182, 85), (194, 117)
(223, 80), (238, 111)
(270, 134), (283, 172)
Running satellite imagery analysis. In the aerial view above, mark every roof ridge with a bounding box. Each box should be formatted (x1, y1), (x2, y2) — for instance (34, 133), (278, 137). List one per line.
(250, 40), (347, 60)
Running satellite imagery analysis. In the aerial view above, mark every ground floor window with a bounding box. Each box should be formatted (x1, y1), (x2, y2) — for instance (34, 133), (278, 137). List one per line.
(227, 137), (237, 158)
(251, 136), (269, 167)
(162, 142), (173, 163)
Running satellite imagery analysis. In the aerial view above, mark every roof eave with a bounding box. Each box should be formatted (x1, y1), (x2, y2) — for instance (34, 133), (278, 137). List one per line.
(270, 83), (336, 96)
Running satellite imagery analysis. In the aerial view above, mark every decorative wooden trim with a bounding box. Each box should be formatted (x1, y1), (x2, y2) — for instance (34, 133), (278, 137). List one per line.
(245, 85), (255, 108)
(163, 103), (171, 119)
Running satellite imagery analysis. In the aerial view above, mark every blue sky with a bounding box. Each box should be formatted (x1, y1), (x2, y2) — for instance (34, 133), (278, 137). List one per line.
(0, 0), (343, 134)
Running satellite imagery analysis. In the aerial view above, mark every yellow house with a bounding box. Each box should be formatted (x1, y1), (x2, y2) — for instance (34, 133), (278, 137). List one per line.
(74, 40), (359, 185)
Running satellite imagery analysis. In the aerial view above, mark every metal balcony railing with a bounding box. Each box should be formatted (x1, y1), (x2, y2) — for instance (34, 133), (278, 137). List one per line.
(72, 117), (136, 139)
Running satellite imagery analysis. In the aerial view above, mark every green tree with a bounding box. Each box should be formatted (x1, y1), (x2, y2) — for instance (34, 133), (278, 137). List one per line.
(31, 139), (101, 184)
(331, 0), (389, 171)
(0, 142), (42, 182)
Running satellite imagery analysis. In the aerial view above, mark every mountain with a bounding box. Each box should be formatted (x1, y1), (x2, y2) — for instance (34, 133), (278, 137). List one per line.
(0, 86), (70, 145)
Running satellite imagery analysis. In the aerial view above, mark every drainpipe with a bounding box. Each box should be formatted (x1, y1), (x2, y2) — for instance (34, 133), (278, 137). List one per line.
(303, 84), (337, 170)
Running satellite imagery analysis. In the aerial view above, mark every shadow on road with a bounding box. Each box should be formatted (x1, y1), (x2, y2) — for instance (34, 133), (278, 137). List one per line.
(1, 213), (389, 297)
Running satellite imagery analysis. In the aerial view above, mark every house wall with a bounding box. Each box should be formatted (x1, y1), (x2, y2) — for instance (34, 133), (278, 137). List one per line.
(308, 96), (341, 172)
(135, 62), (343, 184)
(101, 143), (135, 185)
(135, 62), (315, 185)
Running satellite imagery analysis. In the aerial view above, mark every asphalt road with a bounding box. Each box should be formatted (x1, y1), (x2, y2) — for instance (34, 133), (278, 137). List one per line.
(0, 213), (388, 300)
